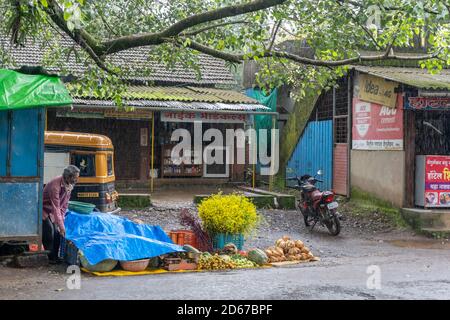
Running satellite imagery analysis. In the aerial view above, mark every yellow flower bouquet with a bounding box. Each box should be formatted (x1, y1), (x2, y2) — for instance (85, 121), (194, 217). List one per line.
(197, 192), (260, 236)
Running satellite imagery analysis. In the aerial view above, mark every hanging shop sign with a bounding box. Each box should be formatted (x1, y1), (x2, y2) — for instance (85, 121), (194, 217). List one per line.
(423, 155), (450, 208)
(358, 73), (398, 109)
(405, 97), (450, 110)
(161, 111), (248, 123)
(56, 108), (153, 120)
(104, 109), (153, 120)
(352, 95), (403, 150)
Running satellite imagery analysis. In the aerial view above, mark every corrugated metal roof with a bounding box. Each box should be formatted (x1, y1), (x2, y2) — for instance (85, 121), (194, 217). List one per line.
(353, 66), (450, 90)
(72, 98), (269, 112)
(72, 85), (258, 104)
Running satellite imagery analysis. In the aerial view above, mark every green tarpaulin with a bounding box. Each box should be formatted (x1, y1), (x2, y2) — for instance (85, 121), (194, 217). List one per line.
(246, 88), (278, 131)
(0, 69), (72, 110)
(245, 88), (278, 172)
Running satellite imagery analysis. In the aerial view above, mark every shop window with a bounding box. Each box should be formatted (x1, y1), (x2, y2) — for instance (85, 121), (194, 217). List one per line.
(71, 153), (95, 177)
(334, 117), (348, 143)
(415, 110), (450, 154)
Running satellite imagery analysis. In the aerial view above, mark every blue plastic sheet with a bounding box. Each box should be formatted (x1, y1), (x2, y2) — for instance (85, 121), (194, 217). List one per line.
(65, 211), (184, 265)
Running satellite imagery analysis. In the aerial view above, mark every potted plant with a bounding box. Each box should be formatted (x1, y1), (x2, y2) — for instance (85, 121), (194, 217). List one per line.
(197, 192), (260, 250)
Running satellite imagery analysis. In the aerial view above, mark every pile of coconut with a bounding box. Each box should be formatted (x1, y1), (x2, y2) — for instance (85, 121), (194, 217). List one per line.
(264, 236), (319, 263)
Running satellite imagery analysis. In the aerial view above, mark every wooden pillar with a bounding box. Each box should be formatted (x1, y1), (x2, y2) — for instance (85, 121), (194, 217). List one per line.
(151, 112), (155, 193)
(252, 120), (256, 190)
(404, 109), (416, 207)
(269, 114), (276, 191)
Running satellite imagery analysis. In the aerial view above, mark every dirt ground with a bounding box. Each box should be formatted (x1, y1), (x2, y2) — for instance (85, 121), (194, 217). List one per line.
(1, 195), (449, 299)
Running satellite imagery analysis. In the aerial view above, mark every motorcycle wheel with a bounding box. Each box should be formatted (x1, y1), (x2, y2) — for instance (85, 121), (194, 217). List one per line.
(304, 214), (311, 227)
(325, 213), (341, 236)
(297, 202), (312, 227)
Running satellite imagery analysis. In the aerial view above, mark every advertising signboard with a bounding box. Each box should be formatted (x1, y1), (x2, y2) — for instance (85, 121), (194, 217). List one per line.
(423, 155), (450, 208)
(352, 95), (404, 150)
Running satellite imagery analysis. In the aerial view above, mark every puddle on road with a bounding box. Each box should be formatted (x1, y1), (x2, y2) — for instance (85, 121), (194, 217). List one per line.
(388, 240), (450, 250)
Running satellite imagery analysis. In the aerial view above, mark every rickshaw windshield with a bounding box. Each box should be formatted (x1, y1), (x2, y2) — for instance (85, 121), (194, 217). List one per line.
(71, 153), (96, 177)
(107, 154), (114, 176)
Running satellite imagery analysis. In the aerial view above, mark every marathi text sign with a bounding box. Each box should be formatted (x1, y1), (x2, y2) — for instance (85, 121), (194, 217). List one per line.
(424, 155), (450, 208)
(161, 111), (247, 123)
(406, 97), (450, 110)
(56, 108), (153, 120)
(352, 95), (403, 150)
(358, 73), (398, 109)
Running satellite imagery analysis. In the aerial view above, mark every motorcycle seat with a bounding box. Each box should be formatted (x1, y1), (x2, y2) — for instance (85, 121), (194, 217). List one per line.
(301, 184), (317, 192)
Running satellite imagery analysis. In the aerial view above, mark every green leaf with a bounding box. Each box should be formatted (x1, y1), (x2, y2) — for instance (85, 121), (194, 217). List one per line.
(67, 20), (75, 31)
(217, 39), (225, 50)
(40, 0), (48, 7)
(64, 12), (71, 21)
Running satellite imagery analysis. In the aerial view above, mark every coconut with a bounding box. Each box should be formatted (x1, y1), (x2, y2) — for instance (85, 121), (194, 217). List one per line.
(295, 240), (304, 248)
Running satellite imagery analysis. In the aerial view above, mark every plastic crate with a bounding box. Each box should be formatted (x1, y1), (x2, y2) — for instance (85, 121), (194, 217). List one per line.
(168, 230), (198, 248)
(212, 233), (244, 250)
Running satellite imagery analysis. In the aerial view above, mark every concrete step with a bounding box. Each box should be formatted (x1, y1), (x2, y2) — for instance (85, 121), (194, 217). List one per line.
(237, 185), (296, 209)
(401, 208), (450, 229)
(13, 252), (49, 268)
(117, 193), (152, 209)
(116, 179), (231, 190)
(421, 228), (450, 239)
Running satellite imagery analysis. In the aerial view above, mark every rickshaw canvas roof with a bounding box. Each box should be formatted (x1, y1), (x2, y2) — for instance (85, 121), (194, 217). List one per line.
(0, 69), (72, 110)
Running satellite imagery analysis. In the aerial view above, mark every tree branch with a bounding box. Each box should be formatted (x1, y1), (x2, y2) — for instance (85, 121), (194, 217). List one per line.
(43, 0), (116, 73)
(176, 38), (443, 67)
(267, 20), (282, 51)
(101, 0), (287, 54)
(335, 0), (383, 50)
(181, 20), (251, 37)
(337, 0), (440, 15)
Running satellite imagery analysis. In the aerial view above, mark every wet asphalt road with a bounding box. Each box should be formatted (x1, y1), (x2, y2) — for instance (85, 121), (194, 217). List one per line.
(1, 224), (450, 300)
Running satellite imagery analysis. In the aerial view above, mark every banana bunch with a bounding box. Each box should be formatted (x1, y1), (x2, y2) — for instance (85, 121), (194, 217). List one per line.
(198, 254), (237, 270)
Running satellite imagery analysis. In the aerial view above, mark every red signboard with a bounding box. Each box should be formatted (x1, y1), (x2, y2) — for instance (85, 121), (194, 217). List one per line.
(407, 97), (450, 110)
(161, 111), (247, 123)
(424, 155), (450, 208)
(352, 95), (404, 150)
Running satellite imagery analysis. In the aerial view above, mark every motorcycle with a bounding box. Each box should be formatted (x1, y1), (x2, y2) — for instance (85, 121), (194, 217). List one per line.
(287, 170), (342, 236)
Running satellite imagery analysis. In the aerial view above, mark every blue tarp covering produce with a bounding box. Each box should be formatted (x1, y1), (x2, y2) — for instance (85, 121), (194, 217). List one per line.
(65, 211), (184, 265)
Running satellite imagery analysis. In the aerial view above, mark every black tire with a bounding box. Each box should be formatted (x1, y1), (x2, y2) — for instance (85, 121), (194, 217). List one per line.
(326, 214), (341, 236)
(296, 201), (311, 227)
(303, 214), (311, 227)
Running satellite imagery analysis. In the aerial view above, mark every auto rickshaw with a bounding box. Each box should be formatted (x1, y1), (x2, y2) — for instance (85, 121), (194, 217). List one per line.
(44, 131), (120, 213)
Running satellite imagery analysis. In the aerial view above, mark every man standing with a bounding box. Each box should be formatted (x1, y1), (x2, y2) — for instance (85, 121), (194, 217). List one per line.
(42, 165), (80, 263)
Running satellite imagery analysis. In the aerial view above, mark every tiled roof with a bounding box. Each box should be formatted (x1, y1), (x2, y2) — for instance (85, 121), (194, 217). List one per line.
(353, 66), (450, 90)
(0, 35), (236, 85)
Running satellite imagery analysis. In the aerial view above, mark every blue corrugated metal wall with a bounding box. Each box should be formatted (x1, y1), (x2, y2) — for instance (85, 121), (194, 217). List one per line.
(0, 109), (43, 238)
(11, 109), (39, 176)
(0, 111), (7, 176)
(286, 120), (333, 190)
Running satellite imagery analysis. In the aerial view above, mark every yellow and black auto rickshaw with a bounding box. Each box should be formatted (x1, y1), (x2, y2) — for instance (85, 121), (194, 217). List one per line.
(44, 131), (120, 213)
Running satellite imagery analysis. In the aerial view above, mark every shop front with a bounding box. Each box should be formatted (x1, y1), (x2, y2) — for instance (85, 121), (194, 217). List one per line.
(404, 95), (450, 208)
(157, 111), (251, 180)
(47, 85), (272, 190)
(350, 70), (406, 207)
(350, 66), (450, 211)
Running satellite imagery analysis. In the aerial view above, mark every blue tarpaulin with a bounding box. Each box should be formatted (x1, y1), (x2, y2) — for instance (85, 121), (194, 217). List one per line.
(65, 211), (184, 265)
